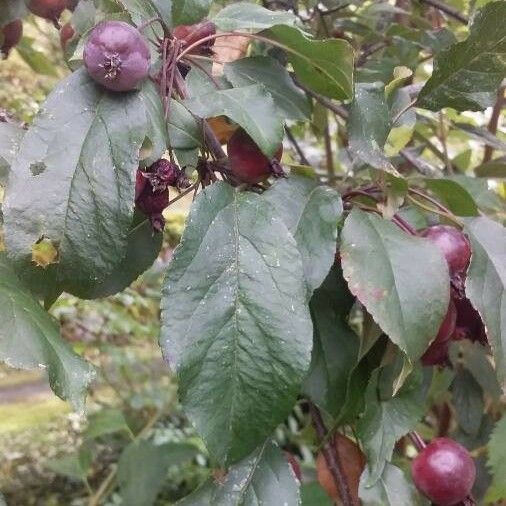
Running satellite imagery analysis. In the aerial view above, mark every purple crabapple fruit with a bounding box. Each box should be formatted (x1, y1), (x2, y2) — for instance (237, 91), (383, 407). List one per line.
(421, 225), (471, 277)
(1, 20), (23, 57)
(83, 21), (150, 92)
(421, 300), (457, 366)
(227, 128), (283, 184)
(412, 438), (476, 506)
(28, 0), (67, 21)
(173, 20), (217, 56)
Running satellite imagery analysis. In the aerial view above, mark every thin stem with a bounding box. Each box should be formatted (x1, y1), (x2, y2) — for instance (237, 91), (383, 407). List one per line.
(309, 403), (354, 506)
(87, 410), (163, 506)
(399, 148), (437, 176)
(406, 194), (463, 227)
(418, 0), (469, 24)
(137, 17), (164, 34)
(168, 183), (198, 206)
(391, 98), (417, 125)
(323, 121), (335, 176)
(177, 31), (294, 63)
(409, 187), (452, 216)
(184, 56), (222, 89)
(392, 215), (417, 235)
(295, 78), (349, 119)
(483, 85), (505, 163)
(408, 431), (426, 451)
(438, 112), (453, 174)
(285, 126), (310, 166)
(357, 41), (389, 66)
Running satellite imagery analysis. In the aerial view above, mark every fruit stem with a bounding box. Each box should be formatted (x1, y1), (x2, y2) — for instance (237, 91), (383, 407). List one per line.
(406, 194), (463, 228)
(309, 403), (355, 506)
(285, 126), (311, 166)
(408, 431), (426, 451)
(137, 17), (164, 34)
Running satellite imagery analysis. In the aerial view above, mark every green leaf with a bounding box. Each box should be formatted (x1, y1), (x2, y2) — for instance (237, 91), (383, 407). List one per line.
(118, 440), (199, 506)
(167, 100), (202, 150)
(0, 0), (27, 27)
(386, 88), (416, 155)
(178, 441), (300, 505)
(301, 482), (333, 506)
(160, 182), (312, 465)
(341, 209), (450, 360)
(184, 85), (283, 158)
(450, 341), (502, 401)
(303, 265), (360, 416)
(47, 449), (92, 482)
(357, 368), (427, 484)
(224, 56), (311, 121)
(139, 80), (168, 168)
(85, 408), (130, 439)
(417, 1), (506, 111)
(450, 175), (505, 213)
(15, 37), (58, 77)
(486, 416), (506, 502)
(474, 156), (506, 178)
(348, 82), (396, 173)
(77, 213), (162, 300)
(172, 0), (211, 25)
(452, 368), (484, 436)
(0, 121), (23, 185)
(425, 178), (479, 217)
(262, 175), (342, 293)
(212, 2), (297, 31)
(359, 462), (420, 505)
(453, 122), (506, 152)
(267, 25), (354, 101)
(464, 217), (506, 381)
(0, 252), (94, 411)
(3, 69), (148, 300)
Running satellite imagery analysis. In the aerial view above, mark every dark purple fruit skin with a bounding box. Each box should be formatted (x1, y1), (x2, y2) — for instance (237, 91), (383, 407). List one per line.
(1, 20), (23, 57)
(421, 225), (471, 276)
(28, 0), (67, 21)
(412, 438), (476, 506)
(421, 301), (457, 366)
(173, 20), (216, 56)
(83, 21), (150, 92)
(228, 129), (283, 184)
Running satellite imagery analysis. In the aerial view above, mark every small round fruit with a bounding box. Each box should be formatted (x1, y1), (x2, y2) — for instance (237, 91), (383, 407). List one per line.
(227, 128), (283, 184)
(83, 21), (150, 92)
(1, 20), (23, 57)
(173, 20), (216, 55)
(421, 300), (457, 366)
(60, 22), (75, 51)
(316, 434), (365, 505)
(421, 225), (471, 276)
(28, 0), (67, 21)
(412, 438), (476, 506)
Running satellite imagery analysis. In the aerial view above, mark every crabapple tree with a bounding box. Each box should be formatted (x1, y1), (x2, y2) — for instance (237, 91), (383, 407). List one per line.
(0, 0), (506, 504)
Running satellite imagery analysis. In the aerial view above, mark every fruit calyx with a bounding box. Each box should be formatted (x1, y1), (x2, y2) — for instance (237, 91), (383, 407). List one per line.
(83, 21), (150, 92)
(135, 160), (189, 232)
(411, 437), (476, 506)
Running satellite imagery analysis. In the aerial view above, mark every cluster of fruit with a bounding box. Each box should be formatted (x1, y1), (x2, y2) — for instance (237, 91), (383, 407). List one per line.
(420, 225), (485, 366)
(286, 432), (475, 506)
